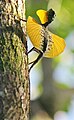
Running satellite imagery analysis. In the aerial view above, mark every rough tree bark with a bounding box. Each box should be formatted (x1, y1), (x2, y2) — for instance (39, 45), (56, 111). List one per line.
(0, 0), (30, 120)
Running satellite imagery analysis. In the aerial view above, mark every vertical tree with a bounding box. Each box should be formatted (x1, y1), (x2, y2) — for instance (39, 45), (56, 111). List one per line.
(0, 0), (30, 119)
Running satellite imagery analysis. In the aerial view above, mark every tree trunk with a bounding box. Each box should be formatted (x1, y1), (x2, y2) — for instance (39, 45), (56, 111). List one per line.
(0, 0), (30, 120)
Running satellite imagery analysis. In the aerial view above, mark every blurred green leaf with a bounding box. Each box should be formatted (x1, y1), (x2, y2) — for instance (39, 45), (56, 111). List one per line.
(55, 82), (70, 89)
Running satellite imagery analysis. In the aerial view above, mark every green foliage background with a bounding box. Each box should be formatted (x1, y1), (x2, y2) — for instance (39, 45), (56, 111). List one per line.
(26, 0), (74, 120)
